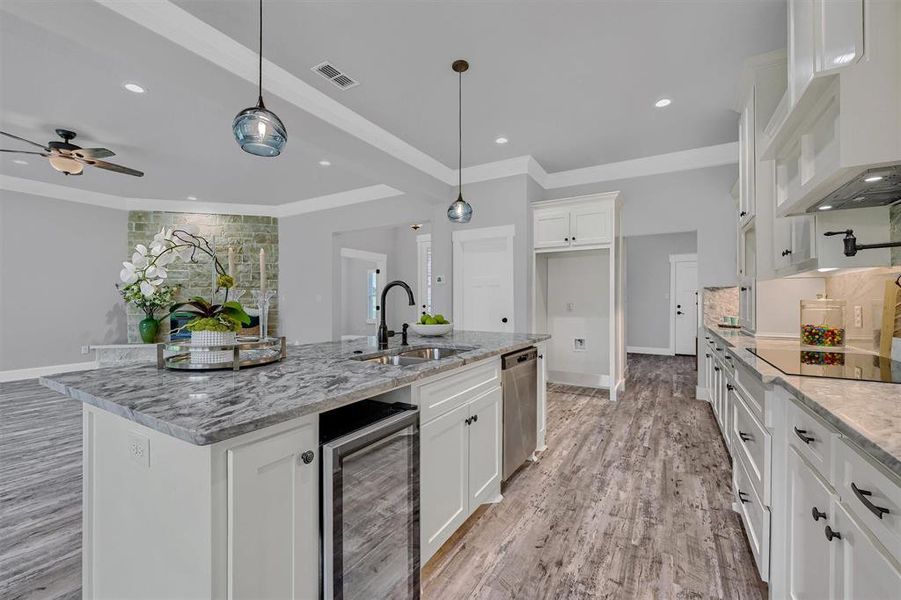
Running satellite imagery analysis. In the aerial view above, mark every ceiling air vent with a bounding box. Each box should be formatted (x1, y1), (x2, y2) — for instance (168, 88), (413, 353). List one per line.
(312, 61), (359, 90)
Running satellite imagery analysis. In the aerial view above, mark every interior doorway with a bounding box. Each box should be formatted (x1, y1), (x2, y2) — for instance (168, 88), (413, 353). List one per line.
(452, 225), (515, 333)
(339, 248), (386, 339)
(670, 254), (698, 356)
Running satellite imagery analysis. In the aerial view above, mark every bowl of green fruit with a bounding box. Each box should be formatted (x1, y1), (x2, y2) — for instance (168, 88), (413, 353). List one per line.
(410, 313), (453, 336)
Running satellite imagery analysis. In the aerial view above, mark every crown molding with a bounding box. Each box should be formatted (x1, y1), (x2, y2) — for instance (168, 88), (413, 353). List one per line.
(0, 175), (403, 218)
(95, 0), (456, 186)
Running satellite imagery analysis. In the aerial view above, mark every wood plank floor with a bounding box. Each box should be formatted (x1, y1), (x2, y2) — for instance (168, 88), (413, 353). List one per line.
(1, 354), (765, 599)
(422, 354), (768, 600)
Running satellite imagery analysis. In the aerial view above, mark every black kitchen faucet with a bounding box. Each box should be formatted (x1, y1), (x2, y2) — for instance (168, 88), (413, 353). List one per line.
(377, 280), (416, 350)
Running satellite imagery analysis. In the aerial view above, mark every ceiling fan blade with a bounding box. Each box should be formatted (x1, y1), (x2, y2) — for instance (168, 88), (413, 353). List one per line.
(79, 158), (144, 177)
(74, 147), (115, 159)
(0, 131), (49, 151)
(0, 149), (48, 156)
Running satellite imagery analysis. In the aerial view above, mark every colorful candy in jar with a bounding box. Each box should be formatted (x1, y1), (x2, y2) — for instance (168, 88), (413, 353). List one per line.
(801, 351), (845, 366)
(800, 324), (845, 347)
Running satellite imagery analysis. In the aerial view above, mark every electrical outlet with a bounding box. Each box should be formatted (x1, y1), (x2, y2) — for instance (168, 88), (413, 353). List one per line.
(853, 305), (863, 328)
(128, 433), (150, 468)
(566, 302), (574, 312)
(573, 338), (587, 351)
(81, 345), (91, 355)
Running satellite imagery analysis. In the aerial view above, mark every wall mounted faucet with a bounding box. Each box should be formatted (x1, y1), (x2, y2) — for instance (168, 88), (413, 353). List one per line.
(823, 229), (901, 257)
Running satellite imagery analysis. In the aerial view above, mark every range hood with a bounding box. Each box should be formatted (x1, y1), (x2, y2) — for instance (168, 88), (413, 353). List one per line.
(806, 165), (901, 212)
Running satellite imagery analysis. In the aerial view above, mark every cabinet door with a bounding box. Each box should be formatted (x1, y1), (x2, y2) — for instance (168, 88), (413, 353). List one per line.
(786, 447), (834, 600)
(536, 344), (547, 449)
(570, 204), (611, 246)
(817, 0), (863, 73)
(533, 209), (571, 248)
(790, 215), (815, 265)
(739, 282), (755, 333)
(738, 95), (756, 225)
(774, 216), (793, 271)
(420, 402), (470, 562)
(468, 386), (503, 508)
(831, 499), (901, 599)
(227, 421), (319, 600)
(789, 0), (816, 105)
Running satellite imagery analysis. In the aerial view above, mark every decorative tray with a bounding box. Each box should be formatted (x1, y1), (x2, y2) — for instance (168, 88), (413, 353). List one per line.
(716, 324), (742, 329)
(157, 337), (287, 371)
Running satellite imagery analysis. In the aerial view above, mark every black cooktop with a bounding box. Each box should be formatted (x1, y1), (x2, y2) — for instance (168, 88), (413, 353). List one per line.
(748, 347), (901, 384)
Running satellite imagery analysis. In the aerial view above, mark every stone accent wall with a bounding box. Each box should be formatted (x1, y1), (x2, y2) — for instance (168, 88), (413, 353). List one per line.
(701, 286), (739, 329)
(126, 211), (279, 342)
(891, 203), (901, 266)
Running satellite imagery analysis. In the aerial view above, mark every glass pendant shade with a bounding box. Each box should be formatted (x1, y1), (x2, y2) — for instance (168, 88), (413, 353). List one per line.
(232, 98), (287, 157)
(48, 155), (83, 175)
(447, 193), (473, 223)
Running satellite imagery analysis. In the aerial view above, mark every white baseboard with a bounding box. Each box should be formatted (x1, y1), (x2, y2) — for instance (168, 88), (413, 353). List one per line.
(696, 385), (709, 401)
(0, 360), (99, 383)
(627, 346), (673, 356)
(548, 370), (609, 389)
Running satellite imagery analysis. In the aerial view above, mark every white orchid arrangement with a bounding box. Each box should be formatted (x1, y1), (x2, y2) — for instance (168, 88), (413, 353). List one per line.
(119, 225), (249, 333)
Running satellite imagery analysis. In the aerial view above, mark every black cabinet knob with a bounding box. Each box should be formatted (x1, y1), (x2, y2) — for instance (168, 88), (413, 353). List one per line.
(824, 526), (842, 542)
(676, 311), (684, 315)
(464, 417), (472, 425)
(472, 414), (479, 423)
(705, 353), (711, 358)
(726, 384), (735, 391)
(300, 450), (315, 465)
(564, 237), (569, 242)
(501, 317), (508, 323)
(714, 366), (720, 372)
(811, 506), (827, 522)
(572, 236), (576, 241)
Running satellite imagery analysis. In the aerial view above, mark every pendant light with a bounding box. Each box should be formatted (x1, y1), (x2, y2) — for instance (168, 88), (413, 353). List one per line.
(447, 59), (473, 223)
(232, 0), (287, 157)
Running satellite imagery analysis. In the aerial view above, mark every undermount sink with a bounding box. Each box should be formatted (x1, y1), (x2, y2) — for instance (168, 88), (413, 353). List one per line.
(354, 346), (474, 366)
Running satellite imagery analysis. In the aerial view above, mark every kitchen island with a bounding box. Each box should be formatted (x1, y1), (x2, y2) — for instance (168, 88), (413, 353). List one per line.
(41, 330), (550, 600)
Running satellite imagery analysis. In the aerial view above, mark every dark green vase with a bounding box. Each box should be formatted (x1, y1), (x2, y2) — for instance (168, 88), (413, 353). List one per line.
(138, 317), (160, 344)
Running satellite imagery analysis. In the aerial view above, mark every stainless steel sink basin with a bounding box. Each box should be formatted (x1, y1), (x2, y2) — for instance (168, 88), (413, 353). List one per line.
(364, 354), (427, 366)
(397, 346), (473, 360)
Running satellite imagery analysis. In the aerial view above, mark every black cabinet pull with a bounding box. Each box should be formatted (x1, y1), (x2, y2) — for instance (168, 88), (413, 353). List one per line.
(572, 236), (576, 241)
(725, 356), (733, 361)
(794, 427), (815, 444)
(740, 210), (747, 217)
(824, 526), (842, 542)
(738, 431), (752, 442)
(564, 237), (569, 242)
(811, 506), (827, 522)
(300, 450), (315, 465)
(538, 354), (543, 359)
(738, 490), (751, 504)
(677, 310), (684, 315)
(714, 366), (720, 372)
(705, 353), (711, 358)
(851, 482), (890, 519)
(472, 414), (479, 423)
(726, 383), (734, 391)
(464, 417), (472, 425)
(740, 286), (748, 291)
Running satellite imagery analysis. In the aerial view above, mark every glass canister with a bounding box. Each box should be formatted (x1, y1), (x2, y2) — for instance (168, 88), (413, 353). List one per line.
(800, 299), (846, 347)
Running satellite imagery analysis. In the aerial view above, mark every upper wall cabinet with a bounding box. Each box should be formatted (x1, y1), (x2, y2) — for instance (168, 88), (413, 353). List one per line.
(764, 0), (901, 217)
(533, 196), (613, 250)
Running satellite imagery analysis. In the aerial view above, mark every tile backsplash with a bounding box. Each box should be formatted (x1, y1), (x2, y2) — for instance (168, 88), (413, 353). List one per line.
(824, 267), (901, 343)
(702, 286), (739, 328)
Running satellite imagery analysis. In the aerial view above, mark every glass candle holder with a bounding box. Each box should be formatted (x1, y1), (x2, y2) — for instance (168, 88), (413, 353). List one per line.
(252, 289), (277, 339)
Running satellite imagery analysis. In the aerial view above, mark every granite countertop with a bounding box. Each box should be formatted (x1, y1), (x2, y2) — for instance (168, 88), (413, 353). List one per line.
(41, 331), (550, 446)
(705, 326), (901, 478)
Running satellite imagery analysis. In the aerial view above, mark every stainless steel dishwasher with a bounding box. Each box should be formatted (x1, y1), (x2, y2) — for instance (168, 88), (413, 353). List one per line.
(501, 346), (538, 481)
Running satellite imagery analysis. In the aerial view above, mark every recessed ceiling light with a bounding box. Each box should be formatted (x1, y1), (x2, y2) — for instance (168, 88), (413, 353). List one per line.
(186, 195), (198, 201)
(655, 98), (672, 108)
(495, 136), (509, 145)
(12, 159), (28, 165)
(864, 175), (883, 183)
(818, 205), (833, 210)
(318, 159), (331, 167)
(818, 267), (839, 272)
(123, 82), (146, 94)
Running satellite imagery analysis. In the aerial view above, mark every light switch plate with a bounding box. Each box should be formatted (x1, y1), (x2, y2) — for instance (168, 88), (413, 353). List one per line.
(128, 433), (150, 468)
(573, 338), (587, 351)
(853, 305), (862, 328)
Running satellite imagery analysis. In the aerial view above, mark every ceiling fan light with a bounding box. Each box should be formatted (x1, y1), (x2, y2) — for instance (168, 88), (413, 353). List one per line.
(232, 100), (287, 157)
(48, 155), (83, 175)
(447, 194), (473, 223)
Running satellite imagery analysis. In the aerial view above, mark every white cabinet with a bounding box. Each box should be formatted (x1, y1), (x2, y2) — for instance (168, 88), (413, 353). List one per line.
(533, 209), (571, 249)
(536, 341), (548, 451)
(786, 447), (834, 600)
(570, 203), (611, 246)
(417, 358), (504, 563)
(831, 500), (901, 600)
(817, 0), (863, 73)
(774, 215), (816, 274)
(738, 94), (756, 226)
(788, 0), (816, 106)
(227, 424), (319, 600)
(533, 196), (613, 250)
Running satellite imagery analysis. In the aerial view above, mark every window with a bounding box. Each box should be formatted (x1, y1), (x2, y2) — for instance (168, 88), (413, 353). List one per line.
(366, 269), (379, 323)
(417, 235), (432, 315)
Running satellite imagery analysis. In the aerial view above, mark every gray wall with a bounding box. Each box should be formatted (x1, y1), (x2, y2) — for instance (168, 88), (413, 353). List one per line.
(624, 231), (697, 350)
(545, 164), (738, 288)
(0, 191), (128, 370)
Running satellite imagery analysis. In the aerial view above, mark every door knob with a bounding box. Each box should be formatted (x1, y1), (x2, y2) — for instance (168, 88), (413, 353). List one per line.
(501, 317), (508, 323)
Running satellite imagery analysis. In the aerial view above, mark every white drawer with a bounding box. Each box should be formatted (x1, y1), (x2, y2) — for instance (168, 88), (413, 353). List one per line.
(734, 453), (771, 582)
(731, 357), (766, 423)
(787, 398), (836, 485)
(835, 437), (901, 561)
(731, 386), (771, 504)
(414, 358), (500, 424)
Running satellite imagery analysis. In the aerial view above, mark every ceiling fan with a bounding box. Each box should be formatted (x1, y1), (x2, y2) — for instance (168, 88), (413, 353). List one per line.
(0, 128), (144, 177)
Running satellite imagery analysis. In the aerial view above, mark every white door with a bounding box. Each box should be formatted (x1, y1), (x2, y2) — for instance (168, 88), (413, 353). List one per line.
(467, 387), (502, 507)
(453, 226), (515, 333)
(533, 209), (570, 249)
(570, 204), (611, 246)
(227, 422), (319, 600)
(786, 447), (833, 600)
(419, 402), (470, 563)
(832, 498), (901, 599)
(672, 259), (698, 355)
(536, 342), (547, 450)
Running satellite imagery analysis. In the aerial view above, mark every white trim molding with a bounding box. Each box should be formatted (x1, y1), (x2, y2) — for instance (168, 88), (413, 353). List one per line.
(0, 360), (99, 383)
(626, 346), (673, 356)
(451, 224), (515, 243)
